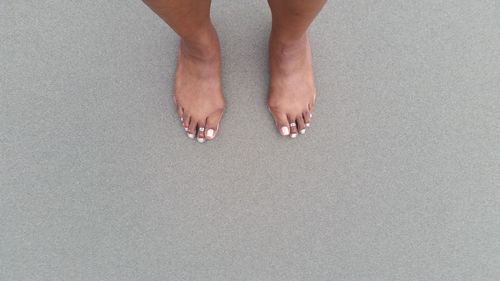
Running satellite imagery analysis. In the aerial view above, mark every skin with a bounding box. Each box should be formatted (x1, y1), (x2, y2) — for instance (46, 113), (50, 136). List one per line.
(267, 0), (326, 138)
(143, 0), (326, 142)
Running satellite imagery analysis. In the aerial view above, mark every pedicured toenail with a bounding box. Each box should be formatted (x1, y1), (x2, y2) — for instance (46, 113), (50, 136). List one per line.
(197, 137), (205, 143)
(305, 123), (310, 127)
(206, 129), (214, 138)
(290, 122), (296, 127)
(187, 133), (195, 139)
(281, 126), (290, 136)
(291, 133), (297, 138)
(300, 129), (306, 134)
(180, 117), (183, 122)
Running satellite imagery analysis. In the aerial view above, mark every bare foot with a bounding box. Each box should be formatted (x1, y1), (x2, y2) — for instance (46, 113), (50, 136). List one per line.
(174, 24), (225, 143)
(267, 33), (316, 138)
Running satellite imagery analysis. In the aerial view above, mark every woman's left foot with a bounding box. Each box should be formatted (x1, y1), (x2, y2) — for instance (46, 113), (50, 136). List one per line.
(267, 33), (316, 138)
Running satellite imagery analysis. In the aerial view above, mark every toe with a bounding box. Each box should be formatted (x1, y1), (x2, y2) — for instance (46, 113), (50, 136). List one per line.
(196, 121), (206, 143)
(174, 96), (185, 123)
(288, 115), (298, 138)
(296, 115), (306, 135)
(307, 101), (315, 121)
(177, 105), (184, 123)
(309, 100), (315, 113)
(205, 109), (223, 140)
(187, 119), (197, 139)
(303, 111), (311, 128)
(182, 113), (190, 131)
(270, 110), (290, 136)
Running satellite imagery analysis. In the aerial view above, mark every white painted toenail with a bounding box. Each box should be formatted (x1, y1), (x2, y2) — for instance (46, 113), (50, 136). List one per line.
(184, 127), (188, 131)
(180, 117), (183, 122)
(310, 113), (313, 118)
(281, 126), (290, 136)
(305, 123), (310, 127)
(290, 122), (296, 127)
(187, 133), (195, 139)
(199, 127), (205, 132)
(291, 133), (297, 138)
(197, 137), (205, 143)
(300, 129), (306, 134)
(206, 129), (214, 138)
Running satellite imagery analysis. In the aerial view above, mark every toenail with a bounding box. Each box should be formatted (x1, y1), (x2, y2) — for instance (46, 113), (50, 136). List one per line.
(187, 133), (195, 139)
(310, 113), (313, 118)
(281, 126), (290, 136)
(180, 117), (183, 122)
(291, 133), (297, 138)
(199, 127), (205, 132)
(290, 122), (296, 127)
(300, 129), (306, 134)
(197, 137), (205, 143)
(305, 123), (310, 127)
(206, 129), (214, 138)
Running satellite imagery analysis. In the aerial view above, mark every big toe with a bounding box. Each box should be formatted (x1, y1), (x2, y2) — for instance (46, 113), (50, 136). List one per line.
(204, 109), (223, 141)
(269, 109), (290, 137)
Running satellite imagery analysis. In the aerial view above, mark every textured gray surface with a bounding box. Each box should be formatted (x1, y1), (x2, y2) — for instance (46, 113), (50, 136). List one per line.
(2, 0), (500, 280)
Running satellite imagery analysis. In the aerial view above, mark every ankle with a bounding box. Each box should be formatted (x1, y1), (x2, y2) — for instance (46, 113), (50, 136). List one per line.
(180, 24), (219, 62)
(269, 31), (308, 56)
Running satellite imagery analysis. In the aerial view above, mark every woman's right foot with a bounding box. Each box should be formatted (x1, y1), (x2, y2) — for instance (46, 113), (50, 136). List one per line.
(174, 24), (225, 143)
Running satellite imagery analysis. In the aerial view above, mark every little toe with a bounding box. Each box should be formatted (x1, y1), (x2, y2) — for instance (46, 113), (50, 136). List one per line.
(177, 105), (184, 123)
(308, 101), (315, 113)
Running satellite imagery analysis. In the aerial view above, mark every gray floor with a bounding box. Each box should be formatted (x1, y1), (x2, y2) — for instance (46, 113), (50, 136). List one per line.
(2, 1), (500, 280)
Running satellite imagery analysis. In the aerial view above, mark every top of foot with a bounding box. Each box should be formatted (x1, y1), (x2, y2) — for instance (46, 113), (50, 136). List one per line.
(174, 26), (225, 143)
(268, 34), (316, 138)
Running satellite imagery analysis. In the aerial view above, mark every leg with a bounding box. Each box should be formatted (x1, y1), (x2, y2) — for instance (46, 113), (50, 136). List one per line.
(143, 0), (225, 142)
(266, 0), (326, 138)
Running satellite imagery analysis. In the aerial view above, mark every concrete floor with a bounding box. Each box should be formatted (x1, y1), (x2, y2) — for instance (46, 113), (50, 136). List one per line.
(2, 0), (500, 280)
